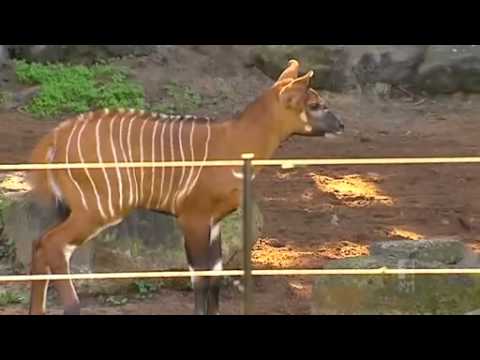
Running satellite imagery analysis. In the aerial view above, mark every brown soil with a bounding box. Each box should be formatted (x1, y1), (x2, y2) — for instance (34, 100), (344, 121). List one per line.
(1, 49), (480, 315)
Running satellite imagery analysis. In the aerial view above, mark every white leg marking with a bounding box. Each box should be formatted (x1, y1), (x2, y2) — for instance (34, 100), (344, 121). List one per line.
(147, 120), (160, 208)
(119, 115), (133, 207)
(127, 116), (140, 206)
(189, 265), (197, 286)
(162, 118), (178, 210)
(175, 120), (196, 207)
(110, 115), (123, 211)
(96, 116), (115, 218)
(212, 259), (223, 272)
(78, 120), (107, 220)
(156, 121), (168, 209)
(172, 120), (186, 214)
(232, 169), (256, 181)
(64, 245), (77, 263)
(139, 119), (148, 206)
(186, 118), (211, 196)
(65, 121), (89, 210)
(210, 222), (221, 245)
(46, 147), (63, 202)
(84, 219), (123, 243)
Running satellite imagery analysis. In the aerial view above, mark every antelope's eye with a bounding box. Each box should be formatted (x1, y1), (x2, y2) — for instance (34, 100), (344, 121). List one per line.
(309, 103), (326, 111)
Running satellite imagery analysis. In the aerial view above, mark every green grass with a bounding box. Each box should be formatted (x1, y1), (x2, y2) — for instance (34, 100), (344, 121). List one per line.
(0, 91), (9, 106)
(15, 60), (145, 117)
(0, 291), (25, 307)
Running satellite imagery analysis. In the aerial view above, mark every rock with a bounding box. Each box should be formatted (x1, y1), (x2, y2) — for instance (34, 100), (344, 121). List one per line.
(251, 45), (427, 92)
(8, 45), (157, 65)
(5, 191), (263, 281)
(351, 45), (427, 87)
(3, 193), (94, 273)
(0, 45), (14, 89)
(251, 45), (352, 91)
(417, 45), (480, 94)
(312, 239), (480, 315)
(0, 45), (9, 66)
(369, 238), (466, 265)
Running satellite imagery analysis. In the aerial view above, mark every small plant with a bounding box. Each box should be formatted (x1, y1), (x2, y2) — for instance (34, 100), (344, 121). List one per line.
(101, 295), (129, 307)
(151, 81), (203, 115)
(0, 291), (25, 306)
(15, 60), (145, 118)
(0, 91), (12, 107)
(132, 280), (158, 299)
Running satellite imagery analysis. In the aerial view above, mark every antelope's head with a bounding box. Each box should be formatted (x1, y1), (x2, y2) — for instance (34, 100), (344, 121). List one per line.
(273, 60), (344, 138)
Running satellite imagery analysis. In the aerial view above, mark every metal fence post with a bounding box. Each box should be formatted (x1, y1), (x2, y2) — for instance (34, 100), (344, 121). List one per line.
(241, 153), (255, 315)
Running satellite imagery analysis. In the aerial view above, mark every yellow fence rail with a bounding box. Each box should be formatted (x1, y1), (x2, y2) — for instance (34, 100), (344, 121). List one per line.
(1, 154), (479, 314)
(2, 268), (480, 283)
(0, 156), (479, 171)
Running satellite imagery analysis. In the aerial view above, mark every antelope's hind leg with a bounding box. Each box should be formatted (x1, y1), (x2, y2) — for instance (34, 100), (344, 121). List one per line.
(29, 213), (100, 315)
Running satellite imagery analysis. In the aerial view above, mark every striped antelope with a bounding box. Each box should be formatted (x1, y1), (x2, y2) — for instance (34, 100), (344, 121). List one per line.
(27, 59), (345, 315)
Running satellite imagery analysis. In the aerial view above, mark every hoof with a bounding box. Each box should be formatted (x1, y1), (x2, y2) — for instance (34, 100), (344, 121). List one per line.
(64, 303), (81, 315)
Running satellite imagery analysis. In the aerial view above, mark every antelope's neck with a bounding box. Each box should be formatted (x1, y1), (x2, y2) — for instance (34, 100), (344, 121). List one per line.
(225, 91), (285, 162)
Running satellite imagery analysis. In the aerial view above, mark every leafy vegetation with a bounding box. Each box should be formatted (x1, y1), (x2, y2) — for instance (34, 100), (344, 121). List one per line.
(0, 291), (25, 306)
(0, 91), (12, 107)
(15, 60), (145, 117)
(132, 280), (158, 299)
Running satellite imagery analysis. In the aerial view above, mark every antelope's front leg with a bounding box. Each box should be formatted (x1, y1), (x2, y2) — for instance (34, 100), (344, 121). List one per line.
(179, 216), (223, 315)
(206, 221), (222, 315)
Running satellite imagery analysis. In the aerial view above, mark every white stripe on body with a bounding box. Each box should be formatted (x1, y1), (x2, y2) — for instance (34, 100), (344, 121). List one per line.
(161, 118), (179, 211)
(185, 118), (211, 197)
(65, 120), (89, 210)
(147, 120), (160, 208)
(96, 115), (115, 218)
(172, 120), (186, 214)
(127, 116), (140, 206)
(77, 119), (108, 220)
(175, 120), (197, 207)
(119, 115), (134, 207)
(110, 115), (123, 211)
(139, 119), (148, 205)
(155, 120), (168, 209)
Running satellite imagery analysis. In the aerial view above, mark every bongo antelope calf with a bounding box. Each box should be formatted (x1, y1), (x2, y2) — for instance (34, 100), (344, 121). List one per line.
(27, 59), (344, 315)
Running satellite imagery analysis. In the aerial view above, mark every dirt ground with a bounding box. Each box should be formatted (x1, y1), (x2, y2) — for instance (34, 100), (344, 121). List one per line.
(1, 49), (480, 315)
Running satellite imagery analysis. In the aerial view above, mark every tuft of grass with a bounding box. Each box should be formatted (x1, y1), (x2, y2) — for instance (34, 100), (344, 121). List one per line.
(0, 195), (15, 261)
(100, 295), (129, 307)
(15, 60), (145, 118)
(0, 91), (11, 106)
(132, 280), (158, 299)
(0, 291), (25, 306)
(151, 81), (203, 115)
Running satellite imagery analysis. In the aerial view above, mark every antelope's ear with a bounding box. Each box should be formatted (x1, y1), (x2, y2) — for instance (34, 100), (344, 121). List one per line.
(278, 70), (314, 109)
(276, 59), (300, 82)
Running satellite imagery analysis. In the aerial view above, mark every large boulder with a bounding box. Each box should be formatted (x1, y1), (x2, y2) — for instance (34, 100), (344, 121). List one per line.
(0, 45), (13, 90)
(8, 45), (157, 65)
(0, 45), (9, 66)
(312, 238), (480, 315)
(416, 45), (480, 94)
(251, 45), (353, 91)
(251, 45), (427, 92)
